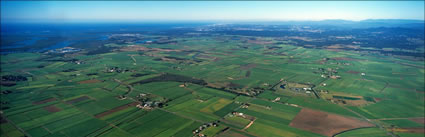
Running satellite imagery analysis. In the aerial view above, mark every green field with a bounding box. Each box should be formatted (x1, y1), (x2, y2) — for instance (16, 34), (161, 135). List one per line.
(335, 128), (389, 137)
(1, 34), (424, 137)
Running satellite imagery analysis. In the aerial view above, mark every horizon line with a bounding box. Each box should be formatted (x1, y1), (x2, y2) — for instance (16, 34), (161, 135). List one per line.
(2, 18), (425, 24)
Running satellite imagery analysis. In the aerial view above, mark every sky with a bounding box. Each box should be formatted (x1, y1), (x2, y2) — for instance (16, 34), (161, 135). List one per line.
(1, 1), (424, 23)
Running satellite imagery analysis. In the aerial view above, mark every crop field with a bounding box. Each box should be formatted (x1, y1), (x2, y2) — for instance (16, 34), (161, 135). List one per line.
(238, 102), (300, 125)
(409, 118), (425, 125)
(289, 108), (374, 136)
(1, 33), (424, 137)
(117, 109), (196, 136)
(335, 128), (389, 137)
(165, 96), (230, 122)
(213, 102), (240, 117)
(246, 119), (325, 137)
(132, 82), (191, 98)
(222, 115), (251, 129)
(200, 125), (227, 136)
(381, 119), (424, 128)
(1, 122), (25, 137)
(348, 87), (424, 119)
(217, 128), (256, 137)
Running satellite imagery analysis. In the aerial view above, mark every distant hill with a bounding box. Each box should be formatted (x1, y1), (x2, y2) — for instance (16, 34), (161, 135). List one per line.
(228, 19), (424, 29)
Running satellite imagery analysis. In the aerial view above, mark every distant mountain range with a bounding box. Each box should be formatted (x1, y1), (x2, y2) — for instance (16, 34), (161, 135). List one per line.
(317, 19), (424, 29)
(220, 19), (424, 29)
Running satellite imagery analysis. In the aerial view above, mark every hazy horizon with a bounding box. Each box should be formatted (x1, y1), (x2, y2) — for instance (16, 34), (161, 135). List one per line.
(1, 1), (424, 23)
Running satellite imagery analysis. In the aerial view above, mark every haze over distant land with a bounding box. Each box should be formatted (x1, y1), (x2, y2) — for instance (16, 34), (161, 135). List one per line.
(1, 1), (424, 23)
(1, 1), (424, 137)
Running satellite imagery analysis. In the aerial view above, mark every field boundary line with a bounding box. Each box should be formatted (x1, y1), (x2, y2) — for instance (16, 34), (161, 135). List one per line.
(242, 118), (256, 130)
(2, 116), (32, 137)
(340, 106), (398, 137)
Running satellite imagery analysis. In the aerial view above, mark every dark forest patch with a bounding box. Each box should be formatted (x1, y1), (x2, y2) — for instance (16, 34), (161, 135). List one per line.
(86, 47), (116, 55)
(245, 71), (251, 77)
(164, 56), (187, 61)
(1, 75), (28, 82)
(0, 114), (8, 124)
(227, 82), (243, 88)
(130, 73), (207, 86)
(62, 69), (77, 72)
(86, 73), (98, 76)
(131, 73), (149, 77)
(0, 81), (16, 87)
(1, 90), (13, 95)
(33, 98), (56, 105)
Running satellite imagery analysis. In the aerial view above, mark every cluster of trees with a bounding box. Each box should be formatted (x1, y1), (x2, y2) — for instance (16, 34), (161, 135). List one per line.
(1, 75), (27, 82)
(131, 73), (207, 85)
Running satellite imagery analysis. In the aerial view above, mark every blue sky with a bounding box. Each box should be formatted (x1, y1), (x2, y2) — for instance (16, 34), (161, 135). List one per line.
(1, 1), (424, 23)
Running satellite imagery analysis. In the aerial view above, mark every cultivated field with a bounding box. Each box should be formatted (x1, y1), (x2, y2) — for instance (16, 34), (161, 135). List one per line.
(1, 34), (424, 137)
(289, 108), (374, 136)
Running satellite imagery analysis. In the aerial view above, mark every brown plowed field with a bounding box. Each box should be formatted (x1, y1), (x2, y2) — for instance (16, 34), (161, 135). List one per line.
(332, 57), (363, 61)
(44, 105), (62, 112)
(289, 108), (374, 137)
(95, 102), (139, 118)
(78, 79), (101, 84)
(346, 71), (360, 74)
(398, 128), (425, 133)
(409, 117), (425, 125)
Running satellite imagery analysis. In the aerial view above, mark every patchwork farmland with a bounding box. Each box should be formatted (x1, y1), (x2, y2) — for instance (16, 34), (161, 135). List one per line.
(1, 28), (424, 137)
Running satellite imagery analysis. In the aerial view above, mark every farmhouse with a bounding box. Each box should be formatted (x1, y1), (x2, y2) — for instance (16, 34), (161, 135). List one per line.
(117, 95), (127, 100)
(231, 111), (246, 118)
(193, 121), (220, 136)
(303, 87), (312, 91)
(330, 75), (341, 79)
(273, 97), (281, 102)
(241, 103), (250, 108)
(105, 67), (129, 73)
